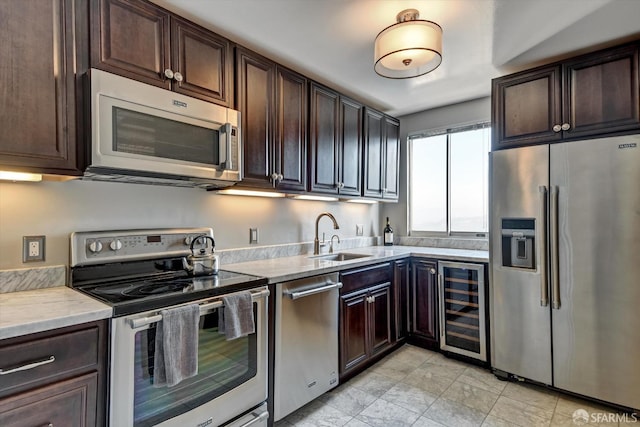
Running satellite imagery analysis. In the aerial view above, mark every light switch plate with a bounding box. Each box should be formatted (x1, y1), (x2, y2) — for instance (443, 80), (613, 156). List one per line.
(356, 224), (364, 236)
(250, 228), (259, 244)
(23, 235), (45, 262)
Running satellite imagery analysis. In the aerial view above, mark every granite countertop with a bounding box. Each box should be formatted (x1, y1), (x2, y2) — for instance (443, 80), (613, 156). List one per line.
(0, 287), (112, 340)
(224, 245), (489, 283)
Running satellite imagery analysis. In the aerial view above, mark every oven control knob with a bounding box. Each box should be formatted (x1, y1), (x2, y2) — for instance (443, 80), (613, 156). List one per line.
(109, 240), (123, 251)
(184, 236), (193, 246)
(88, 241), (103, 253)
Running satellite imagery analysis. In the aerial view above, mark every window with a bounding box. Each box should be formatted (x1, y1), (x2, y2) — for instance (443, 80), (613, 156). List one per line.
(409, 124), (490, 236)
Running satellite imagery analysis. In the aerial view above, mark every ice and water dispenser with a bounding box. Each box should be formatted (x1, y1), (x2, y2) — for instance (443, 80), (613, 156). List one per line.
(501, 218), (536, 269)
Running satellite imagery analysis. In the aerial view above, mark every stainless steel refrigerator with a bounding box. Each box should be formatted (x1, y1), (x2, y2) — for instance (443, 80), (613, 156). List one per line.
(490, 134), (640, 410)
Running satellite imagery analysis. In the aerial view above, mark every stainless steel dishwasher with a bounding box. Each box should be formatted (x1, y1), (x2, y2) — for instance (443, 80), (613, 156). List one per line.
(274, 273), (342, 421)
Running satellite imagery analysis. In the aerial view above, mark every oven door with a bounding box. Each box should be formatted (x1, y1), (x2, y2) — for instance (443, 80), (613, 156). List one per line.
(109, 287), (268, 427)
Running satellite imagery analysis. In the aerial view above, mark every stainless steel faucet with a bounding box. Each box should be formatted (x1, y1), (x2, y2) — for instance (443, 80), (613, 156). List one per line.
(314, 212), (340, 255)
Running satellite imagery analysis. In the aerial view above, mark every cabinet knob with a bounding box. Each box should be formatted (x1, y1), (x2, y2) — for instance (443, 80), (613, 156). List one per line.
(561, 123), (571, 131)
(278, 174), (284, 181)
(430, 268), (436, 274)
(552, 124), (562, 133)
(164, 69), (175, 79)
(173, 71), (184, 82)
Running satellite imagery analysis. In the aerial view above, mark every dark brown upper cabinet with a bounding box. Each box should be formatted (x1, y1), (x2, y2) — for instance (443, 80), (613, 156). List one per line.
(91, 0), (233, 107)
(492, 43), (640, 150)
(363, 108), (400, 200)
(0, 0), (87, 175)
(309, 83), (363, 197)
(236, 47), (307, 192)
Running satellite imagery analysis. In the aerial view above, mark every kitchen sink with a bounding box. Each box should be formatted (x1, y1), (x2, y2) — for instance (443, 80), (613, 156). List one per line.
(311, 252), (371, 262)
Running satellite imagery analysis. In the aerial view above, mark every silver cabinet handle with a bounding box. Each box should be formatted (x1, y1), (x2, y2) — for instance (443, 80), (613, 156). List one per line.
(220, 123), (232, 170)
(164, 68), (174, 79)
(438, 273), (445, 339)
(539, 186), (549, 307)
(550, 186), (561, 309)
(0, 355), (55, 375)
(173, 71), (183, 82)
(552, 124), (562, 132)
(284, 282), (343, 300)
(561, 123), (571, 131)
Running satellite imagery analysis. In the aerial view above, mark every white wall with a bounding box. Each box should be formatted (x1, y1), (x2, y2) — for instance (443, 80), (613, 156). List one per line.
(380, 97), (491, 236)
(0, 179), (379, 270)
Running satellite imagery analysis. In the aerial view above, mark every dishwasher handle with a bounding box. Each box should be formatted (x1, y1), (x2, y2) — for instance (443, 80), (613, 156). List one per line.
(284, 281), (343, 300)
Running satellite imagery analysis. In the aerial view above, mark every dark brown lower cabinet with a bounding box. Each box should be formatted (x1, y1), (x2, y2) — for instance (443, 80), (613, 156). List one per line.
(409, 259), (439, 349)
(393, 259), (410, 342)
(0, 320), (108, 427)
(339, 263), (394, 379)
(0, 373), (98, 427)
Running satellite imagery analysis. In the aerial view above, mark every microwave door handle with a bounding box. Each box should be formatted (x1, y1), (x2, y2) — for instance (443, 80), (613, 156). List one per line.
(220, 123), (232, 170)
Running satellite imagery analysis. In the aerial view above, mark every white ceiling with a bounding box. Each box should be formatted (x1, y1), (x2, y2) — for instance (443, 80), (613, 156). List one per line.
(152, 0), (640, 117)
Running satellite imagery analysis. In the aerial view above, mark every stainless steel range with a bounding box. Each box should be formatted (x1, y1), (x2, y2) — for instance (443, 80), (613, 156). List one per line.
(69, 228), (269, 427)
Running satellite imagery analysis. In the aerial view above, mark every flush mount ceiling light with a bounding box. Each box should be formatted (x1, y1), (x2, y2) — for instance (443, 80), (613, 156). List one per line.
(374, 9), (442, 79)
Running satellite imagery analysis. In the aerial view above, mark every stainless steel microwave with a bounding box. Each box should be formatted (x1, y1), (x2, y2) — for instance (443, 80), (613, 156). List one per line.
(86, 69), (241, 189)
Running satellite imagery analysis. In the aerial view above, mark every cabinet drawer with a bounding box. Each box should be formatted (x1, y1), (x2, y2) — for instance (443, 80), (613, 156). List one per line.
(340, 262), (392, 294)
(0, 372), (98, 427)
(0, 326), (100, 396)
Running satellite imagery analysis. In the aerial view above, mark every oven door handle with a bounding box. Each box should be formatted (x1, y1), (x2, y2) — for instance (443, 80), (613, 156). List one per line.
(128, 288), (270, 329)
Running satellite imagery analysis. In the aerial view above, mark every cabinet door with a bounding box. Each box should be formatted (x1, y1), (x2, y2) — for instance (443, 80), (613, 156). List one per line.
(91, 0), (171, 88)
(275, 67), (307, 192)
(0, 373), (98, 427)
(492, 65), (562, 150)
(0, 0), (84, 174)
(338, 97), (363, 197)
(170, 17), (232, 106)
(383, 117), (400, 200)
(309, 83), (340, 194)
(411, 260), (439, 346)
(339, 291), (368, 375)
(394, 260), (410, 341)
(363, 108), (385, 197)
(368, 284), (392, 356)
(236, 47), (275, 188)
(563, 44), (640, 139)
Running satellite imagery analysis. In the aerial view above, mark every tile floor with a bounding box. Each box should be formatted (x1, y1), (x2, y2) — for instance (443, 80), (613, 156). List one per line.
(275, 345), (629, 427)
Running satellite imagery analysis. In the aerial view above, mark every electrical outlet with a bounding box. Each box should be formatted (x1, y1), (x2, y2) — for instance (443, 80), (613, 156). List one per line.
(23, 235), (45, 262)
(249, 228), (259, 244)
(356, 224), (364, 236)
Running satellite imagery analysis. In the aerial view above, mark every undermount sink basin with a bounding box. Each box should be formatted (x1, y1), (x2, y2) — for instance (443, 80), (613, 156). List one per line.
(311, 252), (371, 262)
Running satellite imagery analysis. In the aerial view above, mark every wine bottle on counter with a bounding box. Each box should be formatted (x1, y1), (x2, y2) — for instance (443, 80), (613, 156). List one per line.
(383, 217), (393, 246)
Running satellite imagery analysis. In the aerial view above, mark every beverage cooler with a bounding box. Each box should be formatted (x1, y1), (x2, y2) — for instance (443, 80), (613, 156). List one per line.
(437, 261), (487, 361)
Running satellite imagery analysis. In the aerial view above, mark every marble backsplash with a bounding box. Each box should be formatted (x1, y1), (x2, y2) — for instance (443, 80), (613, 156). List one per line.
(0, 265), (66, 294)
(0, 235), (487, 293)
(396, 236), (489, 251)
(218, 236), (381, 265)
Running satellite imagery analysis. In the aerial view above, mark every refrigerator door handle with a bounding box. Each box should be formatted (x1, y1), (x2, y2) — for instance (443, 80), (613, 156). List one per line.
(550, 185), (561, 309)
(539, 186), (549, 307)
